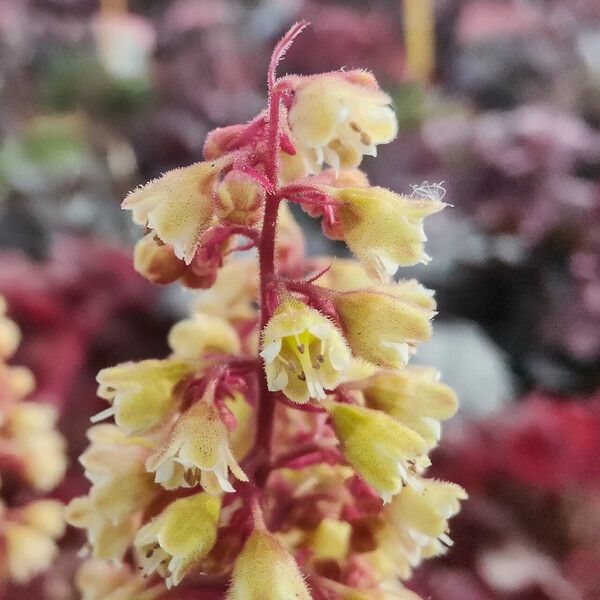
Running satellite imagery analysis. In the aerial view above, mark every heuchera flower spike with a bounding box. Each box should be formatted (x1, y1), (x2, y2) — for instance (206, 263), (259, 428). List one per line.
(68, 22), (465, 600)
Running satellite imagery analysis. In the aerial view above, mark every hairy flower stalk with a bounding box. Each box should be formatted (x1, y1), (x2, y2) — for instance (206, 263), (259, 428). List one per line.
(67, 22), (466, 600)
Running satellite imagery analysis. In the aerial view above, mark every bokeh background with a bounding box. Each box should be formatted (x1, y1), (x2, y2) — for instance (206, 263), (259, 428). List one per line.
(0, 1), (599, 599)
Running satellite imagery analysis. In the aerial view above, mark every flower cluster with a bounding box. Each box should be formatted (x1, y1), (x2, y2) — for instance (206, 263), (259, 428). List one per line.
(67, 23), (465, 600)
(0, 296), (66, 585)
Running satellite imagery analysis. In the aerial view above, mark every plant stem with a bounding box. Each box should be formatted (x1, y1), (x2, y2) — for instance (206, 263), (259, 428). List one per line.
(255, 81), (283, 461)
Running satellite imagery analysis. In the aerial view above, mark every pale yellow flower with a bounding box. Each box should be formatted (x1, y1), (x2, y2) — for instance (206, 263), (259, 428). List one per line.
(363, 367), (458, 447)
(193, 259), (258, 325)
(134, 492), (221, 588)
(226, 529), (312, 600)
(325, 402), (430, 503)
(167, 312), (241, 360)
(79, 425), (157, 524)
(122, 159), (226, 264)
(146, 381), (248, 494)
(309, 518), (352, 561)
(66, 496), (140, 560)
(333, 284), (435, 369)
(369, 478), (467, 580)
(76, 560), (164, 600)
(95, 358), (194, 434)
(286, 70), (398, 173)
(329, 186), (446, 280)
(261, 299), (351, 403)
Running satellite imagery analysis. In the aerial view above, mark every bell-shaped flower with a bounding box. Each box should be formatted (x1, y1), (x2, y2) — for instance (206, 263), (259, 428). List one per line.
(76, 560), (164, 600)
(362, 367), (458, 447)
(79, 425), (158, 525)
(122, 159), (226, 264)
(95, 358), (194, 434)
(145, 381), (248, 494)
(370, 478), (467, 580)
(324, 402), (430, 503)
(66, 425), (157, 560)
(332, 284), (435, 369)
(329, 186), (446, 280)
(260, 299), (351, 404)
(167, 312), (241, 360)
(134, 492), (221, 588)
(285, 70), (398, 173)
(66, 496), (140, 561)
(226, 528), (312, 600)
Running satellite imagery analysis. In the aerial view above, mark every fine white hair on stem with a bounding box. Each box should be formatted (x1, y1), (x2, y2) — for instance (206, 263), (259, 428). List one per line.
(410, 181), (446, 202)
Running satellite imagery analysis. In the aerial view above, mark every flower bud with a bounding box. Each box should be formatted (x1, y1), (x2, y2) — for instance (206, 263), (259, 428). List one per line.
(333, 286), (435, 369)
(285, 71), (398, 173)
(260, 299), (350, 404)
(309, 518), (351, 561)
(146, 381), (248, 493)
(331, 186), (446, 280)
(133, 233), (186, 285)
(168, 312), (241, 360)
(95, 359), (194, 434)
(363, 367), (458, 447)
(203, 124), (246, 160)
(122, 160), (225, 264)
(226, 529), (311, 600)
(215, 170), (265, 226)
(325, 402), (430, 503)
(135, 492), (221, 588)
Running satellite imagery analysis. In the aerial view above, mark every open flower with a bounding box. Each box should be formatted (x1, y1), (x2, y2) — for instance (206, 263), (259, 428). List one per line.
(227, 528), (312, 600)
(362, 367), (458, 447)
(369, 478), (467, 580)
(332, 284), (435, 369)
(285, 70), (398, 173)
(328, 186), (446, 280)
(146, 381), (248, 493)
(122, 159), (226, 264)
(134, 492), (221, 588)
(66, 496), (140, 561)
(325, 402), (430, 503)
(260, 299), (351, 403)
(79, 425), (157, 525)
(95, 359), (194, 434)
(66, 425), (157, 560)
